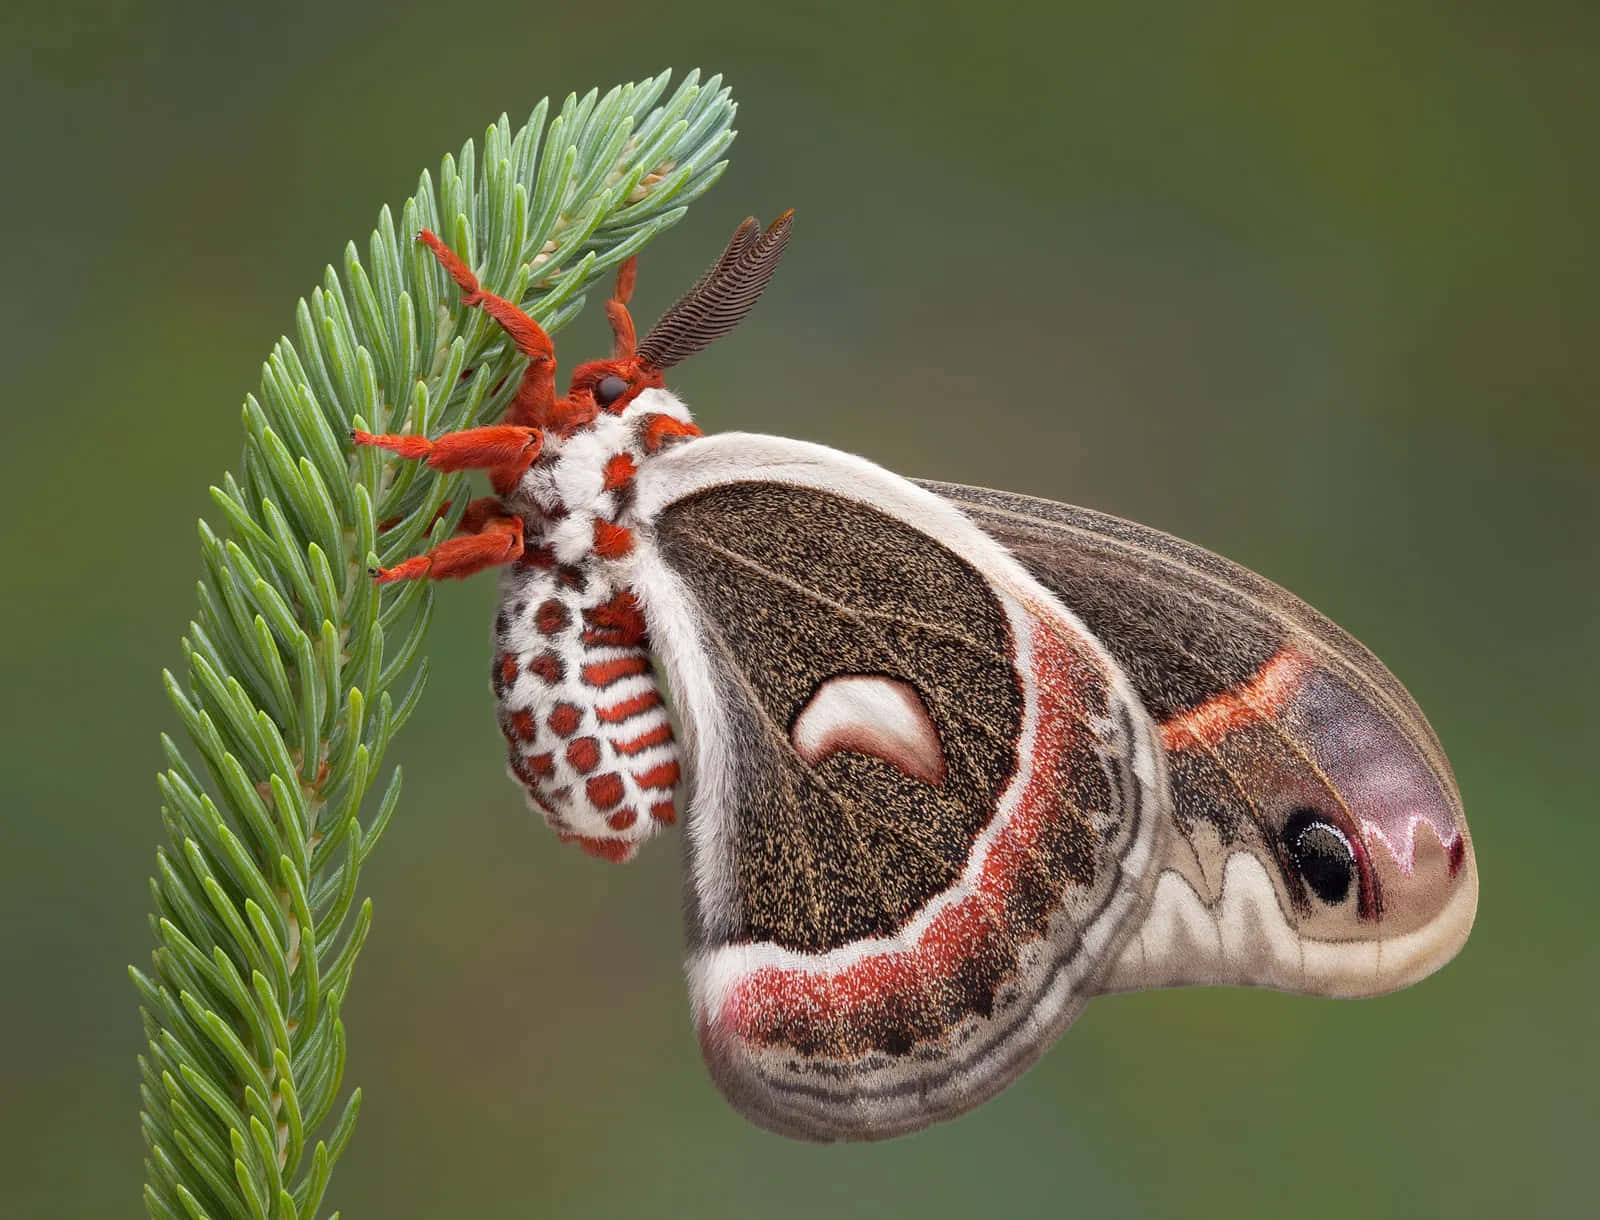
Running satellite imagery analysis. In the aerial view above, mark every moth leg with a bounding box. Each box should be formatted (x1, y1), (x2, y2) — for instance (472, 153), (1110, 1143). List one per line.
(373, 510), (523, 583)
(351, 424), (541, 472)
(605, 256), (639, 359)
(455, 495), (508, 534)
(417, 229), (555, 428)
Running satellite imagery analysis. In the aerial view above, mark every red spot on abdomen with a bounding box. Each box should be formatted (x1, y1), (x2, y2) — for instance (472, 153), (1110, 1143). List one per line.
(559, 833), (633, 863)
(535, 599), (569, 635)
(547, 703), (582, 736)
(633, 760), (679, 790)
(597, 690), (661, 724)
(586, 773), (625, 810)
(614, 724), (673, 755)
(582, 656), (650, 688)
(566, 737), (601, 773)
(511, 751), (554, 782)
(528, 651), (565, 683)
(582, 592), (647, 646)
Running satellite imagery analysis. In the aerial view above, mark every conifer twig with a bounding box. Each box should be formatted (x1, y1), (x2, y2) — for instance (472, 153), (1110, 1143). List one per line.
(132, 70), (737, 1220)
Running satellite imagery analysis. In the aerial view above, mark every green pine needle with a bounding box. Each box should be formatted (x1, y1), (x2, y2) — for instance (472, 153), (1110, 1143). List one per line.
(134, 70), (737, 1220)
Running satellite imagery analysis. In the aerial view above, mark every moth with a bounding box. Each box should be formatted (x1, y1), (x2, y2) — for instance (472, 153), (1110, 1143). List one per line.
(354, 214), (1478, 1142)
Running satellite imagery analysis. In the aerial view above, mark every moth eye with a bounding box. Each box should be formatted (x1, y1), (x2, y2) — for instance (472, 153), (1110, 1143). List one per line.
(1283, 808), (1356, 904)
(594, 375), (629, 407)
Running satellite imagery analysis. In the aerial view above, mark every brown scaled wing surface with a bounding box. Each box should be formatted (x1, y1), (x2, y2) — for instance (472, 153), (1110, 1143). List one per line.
(924, 480), (1476, 999)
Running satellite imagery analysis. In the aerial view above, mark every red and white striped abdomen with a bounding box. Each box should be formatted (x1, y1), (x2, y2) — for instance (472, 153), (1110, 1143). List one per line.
(492, 556), (680, 862)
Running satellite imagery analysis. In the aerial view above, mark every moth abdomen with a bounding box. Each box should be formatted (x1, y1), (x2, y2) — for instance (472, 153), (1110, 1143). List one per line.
(493, 558), (679, 861)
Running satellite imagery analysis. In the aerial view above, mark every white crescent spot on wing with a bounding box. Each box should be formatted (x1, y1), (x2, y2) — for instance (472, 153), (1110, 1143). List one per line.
(790, 675), (946, 787)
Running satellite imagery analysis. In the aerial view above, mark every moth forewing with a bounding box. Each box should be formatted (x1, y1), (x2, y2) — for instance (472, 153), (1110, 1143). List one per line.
(630, 433), (1168, 1140)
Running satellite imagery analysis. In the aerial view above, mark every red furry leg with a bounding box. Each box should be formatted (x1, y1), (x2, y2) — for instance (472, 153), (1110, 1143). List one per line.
(352, 424), (541, 472)
(416, 228), (485, 301)
(373, 513), (523, 583)
(417, 228), (556, 428)
(457, 495), (506, 534)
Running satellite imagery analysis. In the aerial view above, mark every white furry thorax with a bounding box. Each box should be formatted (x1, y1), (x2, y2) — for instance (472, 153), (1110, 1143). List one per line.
(508, 387), (695, 563)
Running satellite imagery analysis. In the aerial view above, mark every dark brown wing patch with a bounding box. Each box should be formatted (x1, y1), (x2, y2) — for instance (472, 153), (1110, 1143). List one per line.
(655, 482), (1027, 953)
(941, 494), (1284, 720)
(924, 482), (1434, 737)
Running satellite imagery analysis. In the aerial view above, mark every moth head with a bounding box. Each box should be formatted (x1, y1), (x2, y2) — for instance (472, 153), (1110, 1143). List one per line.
(555, 211), (795, 433)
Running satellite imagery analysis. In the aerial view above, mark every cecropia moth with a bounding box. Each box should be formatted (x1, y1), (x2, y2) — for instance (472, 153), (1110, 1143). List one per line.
(354, 213), (1478, 1141)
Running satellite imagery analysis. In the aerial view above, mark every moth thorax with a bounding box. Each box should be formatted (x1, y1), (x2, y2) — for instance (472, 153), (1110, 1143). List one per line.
(490, 557), (680, 862)
(509, 388), (696, 565)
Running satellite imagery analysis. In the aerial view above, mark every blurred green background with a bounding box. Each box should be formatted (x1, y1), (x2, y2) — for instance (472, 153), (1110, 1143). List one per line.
(3, 2), (1594, 1216)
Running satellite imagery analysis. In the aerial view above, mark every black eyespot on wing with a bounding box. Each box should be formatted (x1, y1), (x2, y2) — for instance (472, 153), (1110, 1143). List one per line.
(1283, 808), (1356, 904)
(594, 375), (629, 407)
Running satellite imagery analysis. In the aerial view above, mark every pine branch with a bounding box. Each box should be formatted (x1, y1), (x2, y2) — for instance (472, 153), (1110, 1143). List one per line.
(132, 70), (737, 1220)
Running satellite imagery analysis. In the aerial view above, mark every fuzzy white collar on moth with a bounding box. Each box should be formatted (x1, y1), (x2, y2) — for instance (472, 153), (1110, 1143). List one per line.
(627, 385), (694, 425)
(547, 428), (613, 511)
(513, 387), (698, 566)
